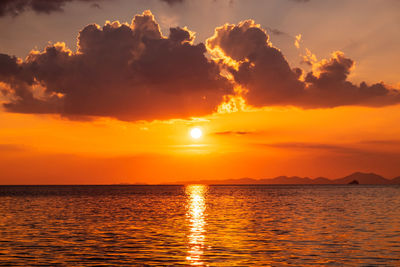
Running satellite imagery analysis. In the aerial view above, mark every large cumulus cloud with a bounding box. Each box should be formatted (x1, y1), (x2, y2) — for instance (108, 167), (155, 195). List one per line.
(303, 52), (400, 107)
(2, 14), (400, 122)
(207, 20), (305, 106)
(0, 11), (232, 120)
(207, 20), (400, 108)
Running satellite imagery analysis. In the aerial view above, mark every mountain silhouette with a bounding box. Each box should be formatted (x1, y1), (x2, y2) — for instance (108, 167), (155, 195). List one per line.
(333, 172), (391, 185)
(392, 176), (400, 184)
(179, 172), (400, 185)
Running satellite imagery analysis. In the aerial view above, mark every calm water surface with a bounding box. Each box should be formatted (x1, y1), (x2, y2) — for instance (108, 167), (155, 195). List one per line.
(0, 185), (399, 266)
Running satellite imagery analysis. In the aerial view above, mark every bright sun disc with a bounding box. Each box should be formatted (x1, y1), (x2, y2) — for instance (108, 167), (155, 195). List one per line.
(190, 127), (202, 139)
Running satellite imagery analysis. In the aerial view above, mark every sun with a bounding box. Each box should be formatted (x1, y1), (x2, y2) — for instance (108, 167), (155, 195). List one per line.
(190, 127), (203, 139)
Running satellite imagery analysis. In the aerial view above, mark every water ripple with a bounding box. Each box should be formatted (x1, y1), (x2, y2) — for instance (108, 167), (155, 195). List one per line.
(0, 185), (399, 266)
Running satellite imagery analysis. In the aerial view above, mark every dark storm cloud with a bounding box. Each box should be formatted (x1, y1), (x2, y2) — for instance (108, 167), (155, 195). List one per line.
(0, 0), (103, 17)
(0, 11), (232, 121)
(207, 20), (400, 108)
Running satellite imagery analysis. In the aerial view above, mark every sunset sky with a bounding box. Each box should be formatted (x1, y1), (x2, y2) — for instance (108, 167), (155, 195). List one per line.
(1, 0), (400, 184)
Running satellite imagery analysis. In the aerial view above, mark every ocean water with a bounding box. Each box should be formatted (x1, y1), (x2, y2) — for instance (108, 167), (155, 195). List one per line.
(0, 185), (399, 266)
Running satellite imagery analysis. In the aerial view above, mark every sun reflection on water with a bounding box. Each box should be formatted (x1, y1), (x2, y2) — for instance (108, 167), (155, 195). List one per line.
(185, 184), (207, 266)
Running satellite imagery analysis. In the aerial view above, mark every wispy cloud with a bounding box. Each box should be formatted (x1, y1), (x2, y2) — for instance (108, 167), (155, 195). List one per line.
(0, 0), (105, 17)
(214, 130), (254, 136)
(358, 140), (400, 146)
(258, 142), (364, 154)
(0, 144), (27, 152)
(159, 0), (184, 5)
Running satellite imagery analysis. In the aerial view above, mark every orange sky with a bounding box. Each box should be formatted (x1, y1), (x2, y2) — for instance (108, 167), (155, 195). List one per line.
(1, 104), (400, 184)
(1, 1), (400, 184)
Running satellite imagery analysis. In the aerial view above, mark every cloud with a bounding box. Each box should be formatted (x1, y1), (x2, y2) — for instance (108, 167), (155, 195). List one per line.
(259, 142), (369, 156)
(206, 20), (307, 106)
(214, 130), (253, 136)
(265, 27), (286, 36)
(0, 144), (27, 152)
(0, 11), (232, 121)
(0, 0), (105, 17)
(2, 14), (400, 121)
(260, 140), (400, 156)
(294, 34), (301, 49)
(303, 51), (400, 107)
(159, 0), (184, 5)
(358, 140), (400, 146)
(91, 3), (101, 9)
(207, 20), (400, 108)
(159, 0), (311, 6)
(264, 142), (357, 151)
(0, 0), (187, 17)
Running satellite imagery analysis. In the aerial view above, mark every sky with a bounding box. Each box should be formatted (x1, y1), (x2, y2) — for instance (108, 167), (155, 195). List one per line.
(1, 0), (400, 184)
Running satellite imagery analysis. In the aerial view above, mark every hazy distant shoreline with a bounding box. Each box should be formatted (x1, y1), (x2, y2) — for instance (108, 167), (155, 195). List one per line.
(1, 172), (399, 186)
(170, 172), (400, 185)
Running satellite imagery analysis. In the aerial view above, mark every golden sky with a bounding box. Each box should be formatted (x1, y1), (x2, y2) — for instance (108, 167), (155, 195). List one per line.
(0, 0), (400, 184)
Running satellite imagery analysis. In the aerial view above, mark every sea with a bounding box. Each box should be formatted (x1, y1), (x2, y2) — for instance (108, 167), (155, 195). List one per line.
(0, 185), (399, 266)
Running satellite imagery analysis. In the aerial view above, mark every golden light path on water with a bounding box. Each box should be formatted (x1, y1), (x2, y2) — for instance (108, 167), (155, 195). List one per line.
(185, 185), (207, 265)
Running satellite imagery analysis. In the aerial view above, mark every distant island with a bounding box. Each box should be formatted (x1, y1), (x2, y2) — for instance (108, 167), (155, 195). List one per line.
(176, 172), (400, 185)
(348, 180), (359, 185)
